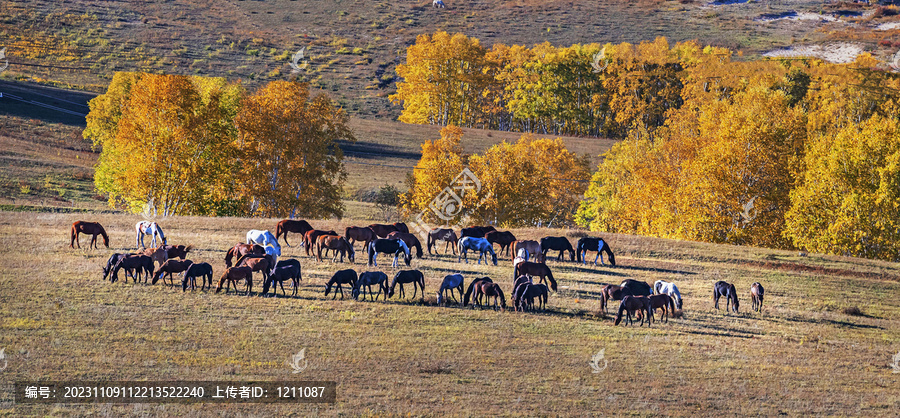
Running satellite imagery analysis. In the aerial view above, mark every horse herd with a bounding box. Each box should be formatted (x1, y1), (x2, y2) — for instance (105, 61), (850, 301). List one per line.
(71, 219), (766, 323)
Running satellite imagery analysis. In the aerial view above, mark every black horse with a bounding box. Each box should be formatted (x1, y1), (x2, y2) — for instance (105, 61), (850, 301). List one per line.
(620, 279), (652, 296)
(576, 237), (616, 266)
(714, 281), (739, 313)
(182, 262), (213, 292)
(540, 236), (575, 262)
(102, 253), (130, 281)
(262, 259), (302, 297)
(368, 239), (411, 268)
(352, 271), (389, 301)
(111, 254), (153, 283)
(324, 269), (358, 300)
(460, 226), (495, 239)
(388, 269), (425, 300)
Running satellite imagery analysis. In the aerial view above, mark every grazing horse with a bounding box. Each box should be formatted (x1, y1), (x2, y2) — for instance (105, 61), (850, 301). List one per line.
(235, 254), (276, 288)
(388, 269), (426, 300)
(345, 226), (377, 253)
(648, 294), (674, 323)
(514, 261), (558, 291)
(511, 240), (543, 263)
(352, 271), (389, 301)
(324, 269), (357, 300)
(182, 262), (213, 292)
(751, 282), (764, 313)
(261, 259), (302, 297)
(576, 237), (616, 266)
(216, 266), (253, 295)
(654, 280), (683, 309)
(540, 236), (575, 262)
(135, 221), (167, 249)
(473, 282), (506, 311)
(111, 254), (153, 283)
(246, 230), (281, 257)
(139, 246), (168, 268)
(152, 259), (194, 286)
(69, 221), (109, 249)
(225, 243), (264, 267)
(620, 279), (652, 296)
(275, 219), (313, 247)
(485, 230), (517, 257)
(368, 223), (399, 238)
(457, 237), (498, 265)
(387, 231), (424, 259)
(600, 284), (628, 314)
(163, 244), (193, 260)
(433, 0), (445, 8)
(713, 281), (739, 313)
(316, 235), (355, 263)
(427, 228), (459, 255)
(515, 283), (549, 312)
(615, 295), (652, 326)
(393, 222), (410, 234)
(460, 226), (494, 239)
(368, 239), (411, 268)
(304, 230), (338, 256)
(463, 277), (492, 306)
(436, 273), (465, 305)
(102, 253), (129, 282)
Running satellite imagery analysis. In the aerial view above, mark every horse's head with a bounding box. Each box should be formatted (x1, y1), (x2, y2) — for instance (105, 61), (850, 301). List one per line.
(436, 291), (443, 305)
(490, 252), (498, 266)
(351, 286), (360, 300)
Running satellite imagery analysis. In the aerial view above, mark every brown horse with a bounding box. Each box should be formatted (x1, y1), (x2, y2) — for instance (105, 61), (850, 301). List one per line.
(393, 222), (410, 234)
(473, 282), (506, 311)
(368, 223), (399, 238)
(304, 230), (338, 256)
(511, 240), (543, 263)
(275, 219), (313, 247)
(427, 228), (458, 255)
(316, 235), (355, 263)
(152, 259), (194, 286)
(648, 294), (674, 323)
(751, 282), (764, 313)
(386, 231), (424, 259)
(162, 244), (193, 260)
(485, 230), (517, 257)
(600, 284), (628, 314)
(345, 226), (377, 253)
(139, 246), (168, 268)
(513, 261), (557, 291)
(235, 254), (276, 286)
(615, 295), (652, 326)
(225, 243), (265, 267)
(463, 277), (493, 306)
(69, 221), (109, 249)
(111, 254), (153, 283)
(216, 266), (253, 295)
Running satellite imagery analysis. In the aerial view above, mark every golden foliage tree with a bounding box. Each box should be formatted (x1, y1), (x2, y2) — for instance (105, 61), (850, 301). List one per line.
(234, 80), (353, 218)
(400, 125), (467, 224)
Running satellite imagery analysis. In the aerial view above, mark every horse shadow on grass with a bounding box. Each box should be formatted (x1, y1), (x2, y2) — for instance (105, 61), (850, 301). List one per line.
(774, 314), (883, 330)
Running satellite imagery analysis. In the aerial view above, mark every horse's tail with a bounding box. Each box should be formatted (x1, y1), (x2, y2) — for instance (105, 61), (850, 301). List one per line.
(70, 223), (77, 248)
(576, 239), (583, 262)
(276, 222), (284, 239)
(510, 241), (518, 261)
(224, 248), (234, 268)
(368, 242), (375, 265)
(667, 294), (675, 315)
(463, 279), (480, 306)
(546, 268), (558, 292)
(184, 244), (194, 253)
(426, 232), (434, 254)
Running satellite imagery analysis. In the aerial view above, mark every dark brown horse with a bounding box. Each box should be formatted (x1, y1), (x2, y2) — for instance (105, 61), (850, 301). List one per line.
(262, 259), (302, 297)
(463, 277), (492, 306)
(102, 253), (130, 282)
(511, 240), (543, 263)
(514, 283), (549, 312)
(540, 236), (575, 262)
(427, 228), (458, 255)
(162, 244), (193, 260)
(473, 282), (506, 311)
(316, 235), (355, 263)
(600, 284), (628, 314)
(275, 219), (313, 247)
(387, 269), (426, 300)
(69, 221), (109, 249)
(324, 269), (358, 300)
(485, 230), (517, 257)
(225, 243), (265, 267)
(368, 223), (399, 238)
(714, 281), (739, 313)
(393, 222), (410, 234)
(182, 262), (213, 292)
(386, 231), (424, 259)
(345, 226), (377, 253)
(513, 261), (557, 291)
(235, 254), (276, 286)
(216, 266), (253, 295)
(139, 246), (169, 268)
(460, 225), (495, 239)
(615, 295), (652, 326)
(751, 282), (764, 313)
(111, 254), (153, 283)
(648, 294), (674, 323)
(152, 259), (194, 286)
(304, 230), (338, 256)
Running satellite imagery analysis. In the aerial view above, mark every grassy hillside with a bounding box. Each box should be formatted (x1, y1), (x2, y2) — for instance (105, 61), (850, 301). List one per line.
(0, 211), (898, 415)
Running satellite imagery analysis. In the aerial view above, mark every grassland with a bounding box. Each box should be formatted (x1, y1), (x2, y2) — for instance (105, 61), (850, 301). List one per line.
(0, 211), (899, 415)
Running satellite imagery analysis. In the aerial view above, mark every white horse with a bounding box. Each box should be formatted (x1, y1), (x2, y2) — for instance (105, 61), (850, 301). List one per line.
(433, 0), (445, 8)
(247, 230), (282, 256)
(513, 248), (529, 268)
(135, 221), (166, 249)
(436, 273), (464, 305)
(654, 280), (683, 309)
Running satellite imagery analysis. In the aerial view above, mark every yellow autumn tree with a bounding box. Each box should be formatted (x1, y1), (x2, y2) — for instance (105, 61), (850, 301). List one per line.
(400, 125), (467, 224)
(234, 80), (353, 218)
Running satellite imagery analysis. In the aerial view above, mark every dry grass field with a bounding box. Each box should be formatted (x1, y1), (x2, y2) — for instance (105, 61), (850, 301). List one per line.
(1, 211), (899, 415)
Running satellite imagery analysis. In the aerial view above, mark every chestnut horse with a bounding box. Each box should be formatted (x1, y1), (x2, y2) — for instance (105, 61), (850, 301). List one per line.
(368, 223), (399, 238)
(540, 236), (575, 262)
(615, 295), (652, 326)
(714, 281), (739, 313)
(463, 277), (492, 306)
(388, 269), (426, 300)
(162, 244), (193, 260)
(216, 266), (253, 295)
(511, 240), (543, 263)
(275, 219), (313, 247)
(70, 221), (109, 249)
(235, 253), (276, 286)
(393, 222), (410, 234)
(600, 284), (628, 314)
(485, 230), (517, 257)
(225, 243), (265, 267)
(473, 282), (506, 311)
(513, 261), (557, 291)
(345, 226), (377, 253)
(387, 231), (424, 259)
(316, 235), (355, 263)
(152, 259), (193, 286)
(304, 230), (338, 256)
(648, 294), (674, 323)
(427, 228), (458, 255)
(751, 282), (764, 313)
